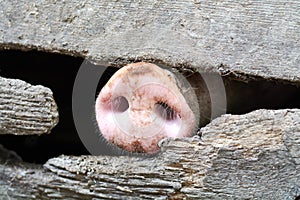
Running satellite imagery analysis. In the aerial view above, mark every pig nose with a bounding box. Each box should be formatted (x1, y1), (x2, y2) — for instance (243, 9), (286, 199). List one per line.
(129, 109), (153, 128)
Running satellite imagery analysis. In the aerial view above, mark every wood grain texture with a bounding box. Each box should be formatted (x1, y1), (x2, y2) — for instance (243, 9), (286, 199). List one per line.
(0, 0), (299, 85)
(0, 109), (299, 199)
(0, 76), (58, 135)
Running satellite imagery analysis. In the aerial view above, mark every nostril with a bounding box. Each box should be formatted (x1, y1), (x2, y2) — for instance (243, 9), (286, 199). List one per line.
(111, 96), (129, 113)
(154, 102), (180, 121)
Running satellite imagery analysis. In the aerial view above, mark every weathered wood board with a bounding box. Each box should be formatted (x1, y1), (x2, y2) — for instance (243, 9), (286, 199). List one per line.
(0, 76), (58, 135)
(0, 109), (299, 199)
(0, 0), (299, 84)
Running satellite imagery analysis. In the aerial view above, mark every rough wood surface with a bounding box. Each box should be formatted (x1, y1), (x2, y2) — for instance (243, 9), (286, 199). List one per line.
(0, 76), (58, 135)
(0, 0), (299, 85)
(0, 109), (299, 199)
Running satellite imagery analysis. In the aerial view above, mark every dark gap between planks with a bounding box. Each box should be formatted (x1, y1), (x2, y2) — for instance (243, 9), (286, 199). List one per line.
(0, 50), (299, 163)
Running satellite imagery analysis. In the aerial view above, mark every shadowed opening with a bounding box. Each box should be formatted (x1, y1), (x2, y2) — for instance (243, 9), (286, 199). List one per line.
(0, 49), (299, 163)
(154, 101), (180, 121)
(0, 49), (88, 163)
(112, 96), (129, 113)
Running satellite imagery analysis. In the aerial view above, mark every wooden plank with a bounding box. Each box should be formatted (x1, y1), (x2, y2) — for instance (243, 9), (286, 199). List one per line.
(0, 0), (299, 84)
(1, 109), (299, 199)
(0, 76), (58, 135)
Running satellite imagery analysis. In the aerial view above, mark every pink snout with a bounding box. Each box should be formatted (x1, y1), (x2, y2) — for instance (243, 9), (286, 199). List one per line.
(95, 62), (196, 153)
